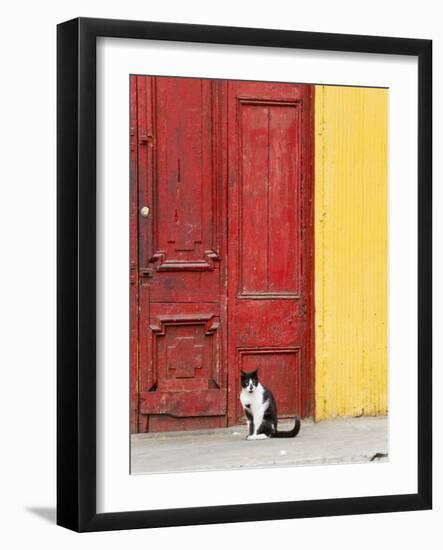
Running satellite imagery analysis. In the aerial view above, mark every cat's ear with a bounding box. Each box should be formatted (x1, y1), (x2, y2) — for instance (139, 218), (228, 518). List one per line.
(251, 368), (259, 376)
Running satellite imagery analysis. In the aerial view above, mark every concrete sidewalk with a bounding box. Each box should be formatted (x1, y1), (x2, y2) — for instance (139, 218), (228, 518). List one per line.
(131, 416), (388, 475)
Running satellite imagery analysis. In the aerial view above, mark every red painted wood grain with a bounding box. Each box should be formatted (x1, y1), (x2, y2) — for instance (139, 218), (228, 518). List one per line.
(130, 76), (314, 433)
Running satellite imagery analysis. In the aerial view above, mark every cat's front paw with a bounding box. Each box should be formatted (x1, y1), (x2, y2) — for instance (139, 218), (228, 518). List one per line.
(247, 434), (268, 440)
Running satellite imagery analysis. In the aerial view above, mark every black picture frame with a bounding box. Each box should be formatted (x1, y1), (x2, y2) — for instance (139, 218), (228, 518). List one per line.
(57, 17), (432, 532)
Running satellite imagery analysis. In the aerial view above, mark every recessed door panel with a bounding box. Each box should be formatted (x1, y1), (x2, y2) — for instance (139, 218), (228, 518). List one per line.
(238, 100), (301, 297)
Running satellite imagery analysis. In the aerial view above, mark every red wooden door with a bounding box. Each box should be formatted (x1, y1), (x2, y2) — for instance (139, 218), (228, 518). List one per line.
(131, 76), (314, 433)
(132, 76), (227, 433)
(226, 81), (314, 424)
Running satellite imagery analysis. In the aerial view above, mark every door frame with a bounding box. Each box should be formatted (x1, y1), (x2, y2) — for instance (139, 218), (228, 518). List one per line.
(130, 77), (315, 433)
(130, 76), (139, 433)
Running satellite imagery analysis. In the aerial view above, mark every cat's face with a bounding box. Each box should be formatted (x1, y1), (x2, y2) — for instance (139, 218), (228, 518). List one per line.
(240, 369), (259, 394)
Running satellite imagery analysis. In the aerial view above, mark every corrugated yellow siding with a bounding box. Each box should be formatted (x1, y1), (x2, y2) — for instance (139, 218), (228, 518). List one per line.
(314, 85), (388, 420)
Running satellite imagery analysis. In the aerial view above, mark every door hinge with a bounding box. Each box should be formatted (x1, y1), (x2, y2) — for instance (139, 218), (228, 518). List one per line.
(139, 268), (154, 279)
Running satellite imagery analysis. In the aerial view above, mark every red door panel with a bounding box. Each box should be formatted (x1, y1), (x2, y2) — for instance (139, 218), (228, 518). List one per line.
(226, 80), (314, 424)
(134, 76), (227, 433)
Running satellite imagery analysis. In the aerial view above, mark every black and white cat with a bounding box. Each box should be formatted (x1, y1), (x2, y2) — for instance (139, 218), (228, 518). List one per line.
(240, 369), (301, 440)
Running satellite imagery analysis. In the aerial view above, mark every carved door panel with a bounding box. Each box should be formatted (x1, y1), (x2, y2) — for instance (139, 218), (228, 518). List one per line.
(226, 81), (314, 424)
(132, 76), (227, 432)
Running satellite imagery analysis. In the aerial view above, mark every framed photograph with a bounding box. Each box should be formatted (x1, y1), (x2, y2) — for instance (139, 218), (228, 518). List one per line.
(57, 17), (432, 532)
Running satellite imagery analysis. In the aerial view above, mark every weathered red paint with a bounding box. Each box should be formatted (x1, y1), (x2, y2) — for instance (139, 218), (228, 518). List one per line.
(130, 76), (139, 434)
(133, 76), (227, 433)
(226, 81), (315, 424)
(130, 76), (314, 433)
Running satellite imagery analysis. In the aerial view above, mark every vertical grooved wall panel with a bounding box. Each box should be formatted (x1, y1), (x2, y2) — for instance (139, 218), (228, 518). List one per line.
(314, 86), (388, 420)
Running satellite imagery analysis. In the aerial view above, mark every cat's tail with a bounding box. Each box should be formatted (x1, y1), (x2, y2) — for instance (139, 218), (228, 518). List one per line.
(273, 417), (301, 438)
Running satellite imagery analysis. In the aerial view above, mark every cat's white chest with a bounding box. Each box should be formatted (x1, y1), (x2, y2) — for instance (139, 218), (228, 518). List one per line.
(240, 383), (270, 439)
(240, 384), (264, 416)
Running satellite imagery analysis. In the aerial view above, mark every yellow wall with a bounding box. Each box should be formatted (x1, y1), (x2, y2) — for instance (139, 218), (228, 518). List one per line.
(314, 86), (388, 420)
